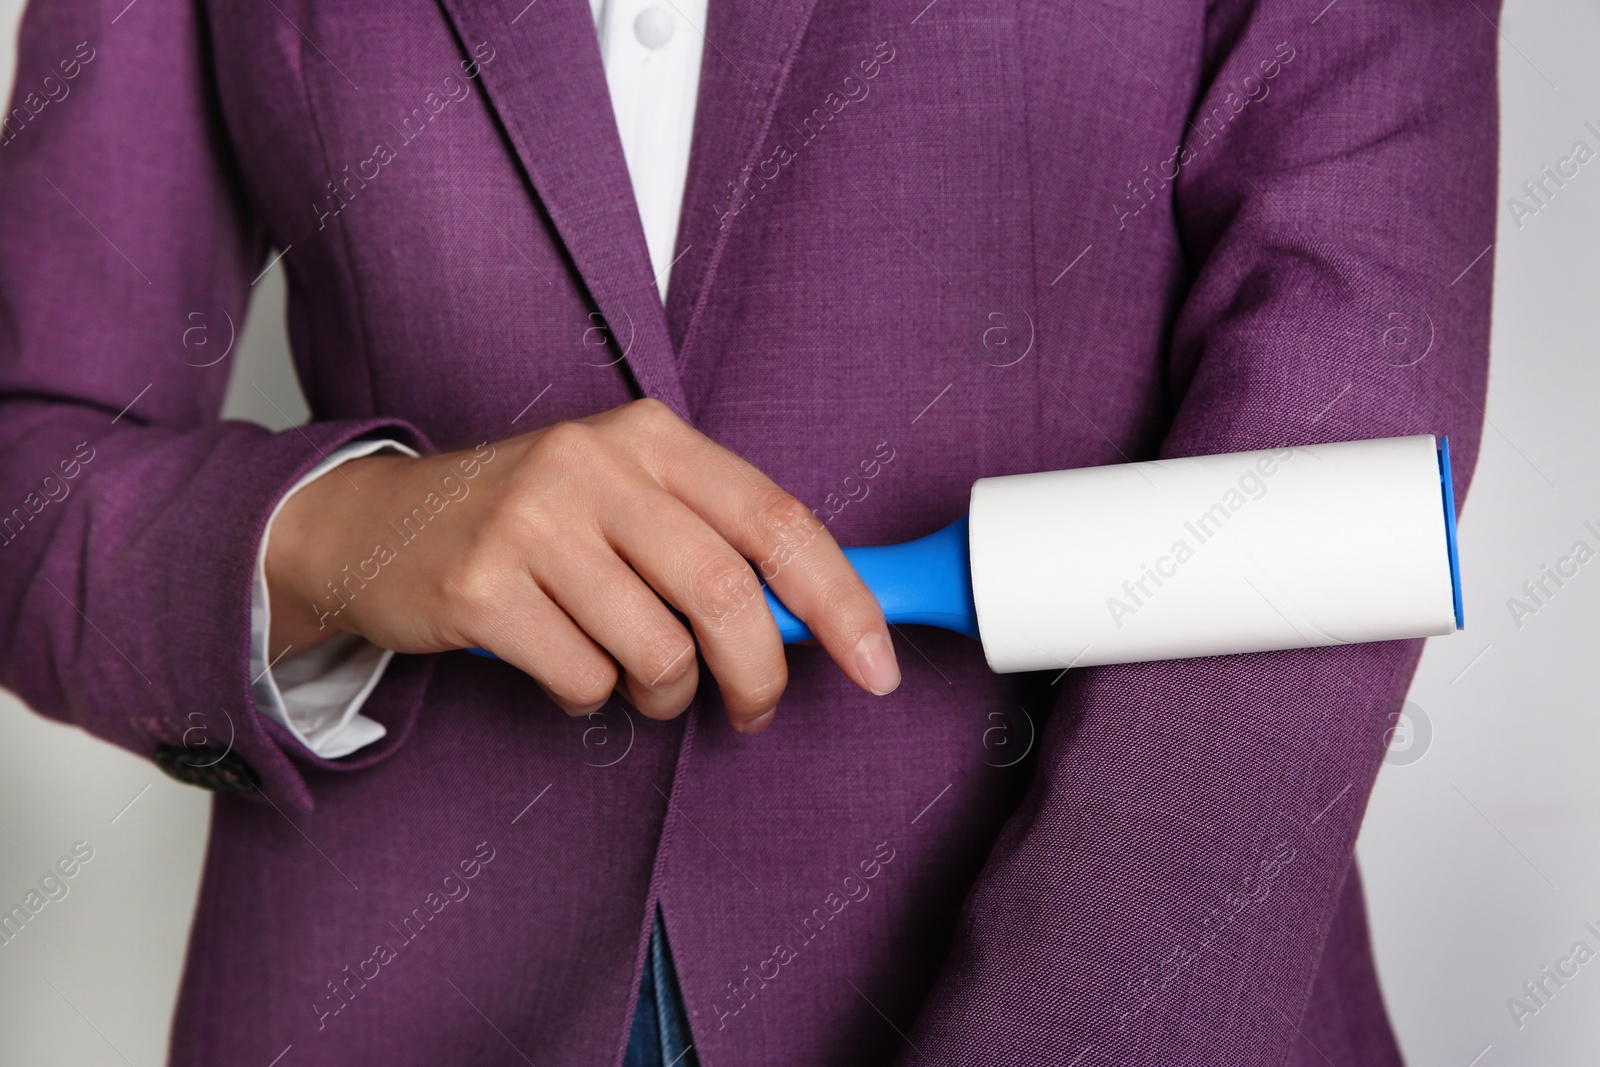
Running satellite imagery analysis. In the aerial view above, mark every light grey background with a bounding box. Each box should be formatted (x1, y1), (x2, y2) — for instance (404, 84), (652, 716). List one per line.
(0, 2), (1595, 1063)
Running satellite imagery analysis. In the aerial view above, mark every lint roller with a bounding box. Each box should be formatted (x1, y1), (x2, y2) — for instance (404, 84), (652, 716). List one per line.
(473, 435), (1464, 673)
(768, 432), (1463, 671)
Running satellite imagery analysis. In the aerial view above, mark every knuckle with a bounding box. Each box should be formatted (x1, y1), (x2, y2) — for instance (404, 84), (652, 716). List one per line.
(503, 438), (605, 532)
(442, 560), (506, 616)
(560, 659), (618, 708)
(499, 491), (559, 539)
(729, 667), (787, 714)
(636, 632), (696, 688)
(621, 676), (688, 719)
(477, 496), (553, 559)
(756, 489), (813, 534)
(530, 420), (600, 469)
(625, 397), (678, 431)
(753, 490), (819, 555)
(688, 554), (760, 626)
(481, 484), (537, 528)
(817, 573), (877, 626)
(622, 399), (690, 468)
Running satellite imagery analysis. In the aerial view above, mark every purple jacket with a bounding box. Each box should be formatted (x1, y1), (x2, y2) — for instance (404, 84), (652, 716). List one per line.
(0, 0), (1497, 1063)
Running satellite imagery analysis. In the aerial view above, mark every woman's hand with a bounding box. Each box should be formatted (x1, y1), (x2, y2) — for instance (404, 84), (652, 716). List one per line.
(264, 399), (901, 733)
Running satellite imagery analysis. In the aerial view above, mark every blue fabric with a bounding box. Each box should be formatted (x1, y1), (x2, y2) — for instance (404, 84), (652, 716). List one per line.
(624, 909), (698, 1067)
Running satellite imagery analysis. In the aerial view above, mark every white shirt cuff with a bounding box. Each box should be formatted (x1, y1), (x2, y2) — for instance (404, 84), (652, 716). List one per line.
(250, 438), (420, 759)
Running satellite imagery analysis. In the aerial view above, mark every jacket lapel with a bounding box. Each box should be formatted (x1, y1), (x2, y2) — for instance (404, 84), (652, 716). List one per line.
(662, 0), (823, 356)
(435, 0), (690, 418)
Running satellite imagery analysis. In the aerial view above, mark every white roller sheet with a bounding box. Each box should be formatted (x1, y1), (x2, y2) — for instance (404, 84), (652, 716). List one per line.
(967, 435), (1458, 673)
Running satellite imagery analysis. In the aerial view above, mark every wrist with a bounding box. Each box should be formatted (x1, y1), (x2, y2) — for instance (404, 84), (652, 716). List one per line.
(265, 451), (413, 653)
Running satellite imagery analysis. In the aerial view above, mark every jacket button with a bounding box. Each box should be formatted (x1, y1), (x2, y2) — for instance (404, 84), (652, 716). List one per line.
(152, 745), (259, 794)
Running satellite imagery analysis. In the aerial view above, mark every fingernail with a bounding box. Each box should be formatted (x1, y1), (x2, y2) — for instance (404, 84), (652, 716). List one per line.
(854, 632), (901, 696)
(740, 710), (776, 734)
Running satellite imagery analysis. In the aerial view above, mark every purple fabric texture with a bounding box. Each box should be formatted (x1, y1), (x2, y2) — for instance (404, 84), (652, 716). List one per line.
(0, 0), (1498, 1064)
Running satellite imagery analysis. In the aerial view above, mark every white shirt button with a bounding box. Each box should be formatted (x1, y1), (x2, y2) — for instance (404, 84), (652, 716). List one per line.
(633, 7), (675, 50)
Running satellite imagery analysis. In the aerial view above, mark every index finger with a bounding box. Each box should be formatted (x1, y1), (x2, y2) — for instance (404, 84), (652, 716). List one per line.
(644, 426), (902, 698)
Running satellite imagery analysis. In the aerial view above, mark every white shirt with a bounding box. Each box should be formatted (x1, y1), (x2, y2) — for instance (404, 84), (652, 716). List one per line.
(593, 0), (705, 297)
(251, 0), (707, 757)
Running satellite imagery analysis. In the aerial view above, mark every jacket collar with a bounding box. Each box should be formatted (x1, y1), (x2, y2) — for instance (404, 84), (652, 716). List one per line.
(436, 0), (823, 416)
(436, 0), (689, 416)
(663, 0), (824, 358)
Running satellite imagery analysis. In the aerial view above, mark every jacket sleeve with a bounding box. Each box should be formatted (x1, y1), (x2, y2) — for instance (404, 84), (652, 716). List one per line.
(0, 0), (432, 812)
(902, 2), (1497, 1063)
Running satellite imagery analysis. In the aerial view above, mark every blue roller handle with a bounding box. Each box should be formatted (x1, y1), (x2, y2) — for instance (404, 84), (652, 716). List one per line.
(467, 515), (978, 659)
(763, 516), (980, 643)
